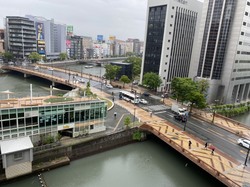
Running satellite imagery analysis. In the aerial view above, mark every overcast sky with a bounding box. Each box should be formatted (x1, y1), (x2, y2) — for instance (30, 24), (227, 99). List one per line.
(0, 0), (147, 41)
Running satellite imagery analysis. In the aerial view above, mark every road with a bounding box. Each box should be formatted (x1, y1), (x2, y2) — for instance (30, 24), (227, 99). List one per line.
(18, 64), (250, 165)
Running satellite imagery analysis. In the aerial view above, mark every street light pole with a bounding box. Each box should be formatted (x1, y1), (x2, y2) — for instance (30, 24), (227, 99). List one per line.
(183, 117), (187, 131)
(133, 107), (136, 126)
(244, 147), (250, 166)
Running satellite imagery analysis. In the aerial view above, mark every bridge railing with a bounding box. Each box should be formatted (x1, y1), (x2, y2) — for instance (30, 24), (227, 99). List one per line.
(140, 123), (240, 187)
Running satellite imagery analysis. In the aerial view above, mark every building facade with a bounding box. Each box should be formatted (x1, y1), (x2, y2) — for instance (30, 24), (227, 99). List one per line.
(0, 29), (5, 54)
(5, 16), (37, 60)
(26, 15), (67, 60)
(68, 35), (83, 59)
(0, 100), (107, 142)
(140, 0), (202, 92)
(110, 62), (133, 79)
(190, 0), (250, 104)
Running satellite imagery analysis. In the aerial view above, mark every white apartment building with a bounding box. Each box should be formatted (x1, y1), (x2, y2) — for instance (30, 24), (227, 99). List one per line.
(140, 0), (202, 92)
(190, 0), (250, 104)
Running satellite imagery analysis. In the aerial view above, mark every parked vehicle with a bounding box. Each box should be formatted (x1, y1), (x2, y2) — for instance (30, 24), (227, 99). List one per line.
(174, 115), (187, 122)
(132, 80), (139, 85)
(237, 138), (250, 148)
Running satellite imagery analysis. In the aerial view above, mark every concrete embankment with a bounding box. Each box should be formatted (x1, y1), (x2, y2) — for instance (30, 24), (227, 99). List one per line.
(0, 128), (146, 184)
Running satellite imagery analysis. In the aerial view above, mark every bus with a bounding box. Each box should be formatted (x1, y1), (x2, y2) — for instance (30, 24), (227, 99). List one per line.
(119, 91), (140, 104)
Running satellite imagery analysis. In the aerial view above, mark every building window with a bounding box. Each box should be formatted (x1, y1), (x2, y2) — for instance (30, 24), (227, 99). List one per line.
(239, 41), (242, 45)
(241, 32), (245, 35)
(13, 151), (23, 160)
(168, 40), (170, 42)
(170, 24), (172, 27)
(165, 62), (167, 65)
(167, 47), (169, 50)
(164, 69), (166, 72)
(248, 2), (250, 6)
(171, 15), (174, 18)
(90, 125), (94, 130)
(169, 32), (171, 35)
(163, 77), (165, 79)
(245, 12), (249, 16)
(237, 51), (240, 54)
(243, 22), (246, 26)
(166, 55), (168, 57)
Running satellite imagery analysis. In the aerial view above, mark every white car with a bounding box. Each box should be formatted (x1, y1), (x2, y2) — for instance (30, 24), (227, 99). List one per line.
(106, 84), (113, 89)
(237, 138), (250, 148)
(139, 99), (148, 104)
(48, 67), (54, 71)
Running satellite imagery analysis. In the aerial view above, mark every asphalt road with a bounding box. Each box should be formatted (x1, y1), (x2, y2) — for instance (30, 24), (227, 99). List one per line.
(21, 64), (250, 164)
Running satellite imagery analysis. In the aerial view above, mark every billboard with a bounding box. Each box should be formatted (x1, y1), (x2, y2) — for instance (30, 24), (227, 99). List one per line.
(97, 35), (103, 42)
(36, 22), (45, 40)
(36, 22), (46, 55)
(67, 26), (73, 36)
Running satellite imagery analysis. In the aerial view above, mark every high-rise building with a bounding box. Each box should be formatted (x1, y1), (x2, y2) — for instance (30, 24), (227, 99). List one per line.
(81, 36), (93, 59)
(68, 35), (83, 59)
(191, 0), (250, 104)
(5, 16), (37, 60)
(26, 15), (66, 60)
(140, 0), (202, 92)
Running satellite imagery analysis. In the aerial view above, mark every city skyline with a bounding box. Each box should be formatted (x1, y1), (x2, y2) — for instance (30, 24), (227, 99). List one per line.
(0, 0), (148, 41)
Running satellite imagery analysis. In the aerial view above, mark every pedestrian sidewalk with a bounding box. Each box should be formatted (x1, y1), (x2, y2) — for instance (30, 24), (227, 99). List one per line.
(115, 99), (250, 187)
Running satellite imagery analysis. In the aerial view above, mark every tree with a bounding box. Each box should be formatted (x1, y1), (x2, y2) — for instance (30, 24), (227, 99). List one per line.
(28, 52), (41, 63)
(3, 52), (14, 62)
(143, 72), (162, 91)
(119, 75), (130, 88)
(124, 56), (142, 78)
(104, 64), (121, 82)
(171, 77), (207, 112)
(196, 79), (209, 96)
(59, 52), (67, 61)
(124, 116), (131, 129)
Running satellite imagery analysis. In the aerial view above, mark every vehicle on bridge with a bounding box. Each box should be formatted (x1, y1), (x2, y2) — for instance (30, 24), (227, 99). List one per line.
(119, 90), (139, 104)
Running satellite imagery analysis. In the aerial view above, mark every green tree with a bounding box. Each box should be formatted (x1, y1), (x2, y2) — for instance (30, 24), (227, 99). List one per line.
(59, 52), (67, 61)
(171, 77), (207, 112)
(104, 64), (121, 83)
(28, 52), (41, 63)
(124, 116), (131, 129)
(143, 72), (162, 91)
(119, 75), (130, 88)
(196, 79), (209, 96)
(124, 56), (142, 78)
(3, 52), (14, 62)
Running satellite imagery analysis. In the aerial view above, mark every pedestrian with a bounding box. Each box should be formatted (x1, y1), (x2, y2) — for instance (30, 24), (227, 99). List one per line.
(112, 96), (114, 102)
(188, 140), (192, 149)
(114, 112), (117, 119)
(211, 147), (215, 155)
(150, 111), (153, 117)
(204, 142), (208, 149)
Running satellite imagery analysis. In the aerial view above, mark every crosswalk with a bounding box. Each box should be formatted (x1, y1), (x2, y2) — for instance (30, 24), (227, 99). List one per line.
(142, 104), (170, 112)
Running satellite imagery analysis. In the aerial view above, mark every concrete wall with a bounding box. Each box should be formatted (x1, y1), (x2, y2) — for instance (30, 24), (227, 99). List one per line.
(33, 128), (142, 164)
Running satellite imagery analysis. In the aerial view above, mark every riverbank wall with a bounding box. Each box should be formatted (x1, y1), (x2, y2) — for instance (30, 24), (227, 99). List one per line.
(0, 128), (146, 184)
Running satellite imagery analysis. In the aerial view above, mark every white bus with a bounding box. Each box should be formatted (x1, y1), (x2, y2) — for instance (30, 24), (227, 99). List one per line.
(119, 91), (140, 104)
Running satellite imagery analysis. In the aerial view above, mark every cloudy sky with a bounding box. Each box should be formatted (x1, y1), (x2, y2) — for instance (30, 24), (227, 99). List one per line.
(0, 0), (147, 41)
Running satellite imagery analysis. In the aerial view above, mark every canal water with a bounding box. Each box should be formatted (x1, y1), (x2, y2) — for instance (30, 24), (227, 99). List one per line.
(2, 139), (224, 187)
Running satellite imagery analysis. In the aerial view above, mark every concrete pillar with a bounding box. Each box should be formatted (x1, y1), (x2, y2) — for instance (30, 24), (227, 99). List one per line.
(240, 84), (246, 101)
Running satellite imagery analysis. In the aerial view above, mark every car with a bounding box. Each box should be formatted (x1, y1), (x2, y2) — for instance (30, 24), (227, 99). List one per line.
(48, 67), (54, 71)
(106, 84), (113, 89)
(174, 115), (187, 122)
(34, 66), (39, 70)
(237, 138), (250, 148)
(139, 99), (148, 104)
(143, 92), (150, 97)
(132, 80), (139, 85)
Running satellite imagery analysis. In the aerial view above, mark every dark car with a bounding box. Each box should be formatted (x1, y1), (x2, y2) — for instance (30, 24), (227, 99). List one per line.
(174, 115), (187, 122)
(143, 92), (150, 97)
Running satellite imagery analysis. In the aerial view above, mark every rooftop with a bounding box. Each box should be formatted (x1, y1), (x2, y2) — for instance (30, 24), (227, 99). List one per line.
(0, 136), (33, 154)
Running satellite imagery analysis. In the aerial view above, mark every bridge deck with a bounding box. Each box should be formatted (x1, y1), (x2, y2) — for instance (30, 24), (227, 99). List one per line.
(116, 100), (250, 187)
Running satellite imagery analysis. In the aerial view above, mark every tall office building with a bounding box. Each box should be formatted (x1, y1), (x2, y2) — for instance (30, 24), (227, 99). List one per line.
(0, 29), (5, 53)
(5, 16), (37, 60)
(190, 0), (250, 104)
(26, 15), (66, 60)
(140, 0), (202, 92)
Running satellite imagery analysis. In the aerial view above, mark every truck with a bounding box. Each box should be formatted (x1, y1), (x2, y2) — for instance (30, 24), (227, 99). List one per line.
(171, 103), (187, 116)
